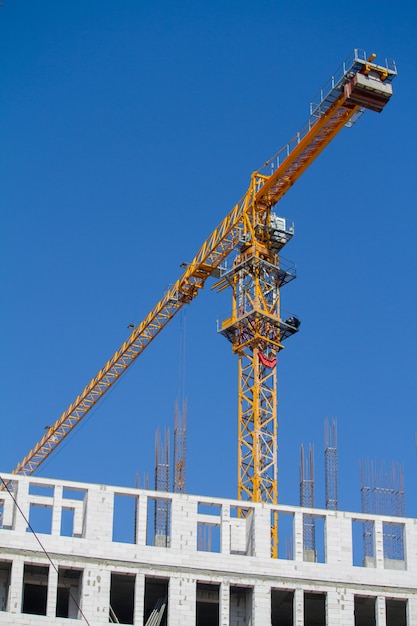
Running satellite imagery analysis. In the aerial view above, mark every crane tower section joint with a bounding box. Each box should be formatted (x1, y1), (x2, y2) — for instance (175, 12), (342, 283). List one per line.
(216, 216), (299, 358)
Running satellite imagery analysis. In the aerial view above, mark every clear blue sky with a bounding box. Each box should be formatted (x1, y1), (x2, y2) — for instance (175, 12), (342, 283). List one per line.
(1, 1), (416, 517)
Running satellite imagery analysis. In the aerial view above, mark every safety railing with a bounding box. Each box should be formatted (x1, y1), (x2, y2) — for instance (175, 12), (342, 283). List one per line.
(310, 48), (397, 118)
(256, 49), (397, 180)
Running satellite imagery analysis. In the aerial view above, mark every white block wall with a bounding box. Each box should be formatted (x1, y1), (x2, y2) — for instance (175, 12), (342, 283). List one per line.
(0, 472), (415, 625)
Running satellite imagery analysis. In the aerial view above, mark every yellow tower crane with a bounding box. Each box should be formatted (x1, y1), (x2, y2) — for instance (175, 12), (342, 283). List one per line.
(10, 52), (396, 530)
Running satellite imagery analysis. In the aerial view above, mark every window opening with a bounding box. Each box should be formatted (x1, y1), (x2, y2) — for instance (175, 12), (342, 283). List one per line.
(22, 564), (49, 615)
(196, 582), (219, 626)
(62, 487), (87, 501)
(383, 522), (405, 566)
(60, 508), (75, 537)
(197, 522), (220, 552)
(197, 501), (221, 553)
(0, 561), (11, 612)
(386, 598), (407, 626)
(303, 515), (325, 563)
(230, 505), (252, 518)
(144, 577), (168, 626)
(146, 497), (171, 547)
(112, 494), (138, 544)
(230, 586), (252, 626)
(61, 488), (86, 538)
(304, 592), (326, 626)
(109, 573), (135, 625)
(197, 502), (221, 516)
(27, 503), (53, 535)
(352, 519), (375, 567)
(28, 483), (54, 497)
(273, 511), (294, 560)
(56, 568), (83, 619)
(271, 589), (293, 626)
(354, 595), (376, 626)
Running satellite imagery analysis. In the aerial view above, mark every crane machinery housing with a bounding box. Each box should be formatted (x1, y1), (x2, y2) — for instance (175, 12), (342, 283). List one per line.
(10, 49), (397, 521)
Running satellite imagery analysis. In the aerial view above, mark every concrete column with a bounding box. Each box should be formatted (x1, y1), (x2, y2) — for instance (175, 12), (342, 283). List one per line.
(7, 558), (23, 614)
(51, 484), (63, 536)
(136, 494), (148, 546)
(294, 510), (304, 562)
(252, 507), (270, 558)
(341, 590), (354, 626)
(294, 587), (303, 626)
(1, 482), (16, 530)
(84, 485), (113, 542)
(326, 588), (353, 626)
(374, 519), (385, 569)
(376, 595), (386, 626)
(170, 496), (196, 552)
(134, 572), (145, 625)
(221, 504), (231, 555)
(46, 564), (58, 618)
(169, 575), (196, 626)
(219, 579), (230, 626)
(13, 478), (29, 534)
(407, 596), (417, 625)
(83, 566), (110, 624)
(74, 496), (86, 537)
(404, 518), (417, 573)
(326, 515), (352, 568)
(252, 582), (270, 626)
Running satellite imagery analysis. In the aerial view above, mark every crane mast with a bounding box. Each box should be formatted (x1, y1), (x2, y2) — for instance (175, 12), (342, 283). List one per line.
(214, 50), (396, 554)
(10, 48), (396, 503)
(215, 210), (296, 505)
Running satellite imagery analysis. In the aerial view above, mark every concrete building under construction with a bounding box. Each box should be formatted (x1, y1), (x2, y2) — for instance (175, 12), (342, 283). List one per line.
(1, 49), (413, 625)
(0, 472), (416, 625)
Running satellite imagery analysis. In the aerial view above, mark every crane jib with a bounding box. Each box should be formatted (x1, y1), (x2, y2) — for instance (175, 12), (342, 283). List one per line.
(10, 51), (397, 478)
